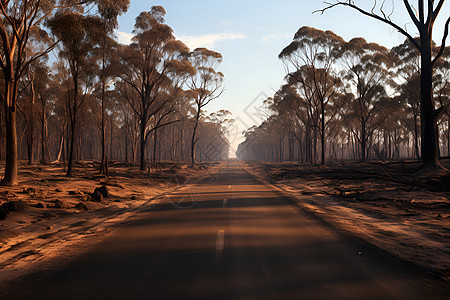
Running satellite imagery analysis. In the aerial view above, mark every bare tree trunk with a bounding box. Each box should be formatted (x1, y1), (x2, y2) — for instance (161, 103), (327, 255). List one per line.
(100, 71), (107, 174)
(447, 120), (450, 156)
(321, 100), (325, 164)
(26, 87), (36, 165)
(152, 129), (158, 166)
(109, 114), (114, 161)
(26, 114), (35, 165)
(361, 119), (366, 162)
(3, 108), (18, 184)
(191, 111), (200, 165)
(2, 80), (19, 185)
(180, 126), (184, 162)
(66, 68), (79, 176)
(67, 110), (76, 176)
(414, 117), (420, 159)
(0, 107), (3, 162)
(139, 119), (146, 170)
(420, 33), (440, 169)
(40, 95), (49, 164)
(124, 117), (129, 164)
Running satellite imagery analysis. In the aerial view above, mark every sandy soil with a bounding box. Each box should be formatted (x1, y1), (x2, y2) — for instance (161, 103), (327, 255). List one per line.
(244, 160), (450, 281)
(0, 161), (224, 289)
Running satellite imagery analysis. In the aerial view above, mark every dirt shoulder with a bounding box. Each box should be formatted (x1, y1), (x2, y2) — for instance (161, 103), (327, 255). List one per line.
(243, 160), (450, 281)
(0, 161), (225, 291)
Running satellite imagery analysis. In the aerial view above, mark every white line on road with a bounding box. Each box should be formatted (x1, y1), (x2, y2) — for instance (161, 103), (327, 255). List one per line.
(215, 229), (225, 259)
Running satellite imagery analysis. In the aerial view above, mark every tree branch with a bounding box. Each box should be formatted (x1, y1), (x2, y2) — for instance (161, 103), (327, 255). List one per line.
(315, 1), (421, 50)
(432, 0), (446, 23)
(432, 16), (450, 66)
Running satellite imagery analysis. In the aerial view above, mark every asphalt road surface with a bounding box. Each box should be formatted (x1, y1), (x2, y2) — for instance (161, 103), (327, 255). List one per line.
(17, 162), (449, 299)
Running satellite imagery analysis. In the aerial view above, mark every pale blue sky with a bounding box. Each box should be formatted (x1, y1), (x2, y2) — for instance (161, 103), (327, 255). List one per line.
(116, 1), (449, 156)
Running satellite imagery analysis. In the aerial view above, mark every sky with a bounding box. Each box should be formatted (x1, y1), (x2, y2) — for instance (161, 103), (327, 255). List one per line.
(115, 0), (449, 157)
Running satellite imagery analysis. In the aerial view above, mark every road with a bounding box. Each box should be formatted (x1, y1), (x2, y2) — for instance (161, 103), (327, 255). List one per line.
(17, 162), (449, 299)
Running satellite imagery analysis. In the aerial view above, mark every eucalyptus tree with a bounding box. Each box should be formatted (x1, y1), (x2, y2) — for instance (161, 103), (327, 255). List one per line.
(271, 88), (306, 162)
(48, 13), (105, 176)
(17, 68), (37, 165)
(184, 48), (224, 164)
(16, 26), (53, 165)
(280, 69), (320, 162)
(392, 38), (422, 158)
(275, 83), (315, 162)
(271, 105), (299, 161)
(18, 58), (50, 165)
(0, 0), (129, 184)
(95, 34), (120, 173)
(50, 61), (71, 163)
(392, 40), (450, 158)
(434, 47), (450, 155)
(35, 61), (53, 164)
(207, 109), (234, 140)
(91, 88), (122, 162)
(93, 0), (129, 173)
(397, 76), (422, 158)
(172, 95), (195, 161)
(375, 96), (404, 159)
(319, 0), (450, 169)
(118, 6), (195, 170)
(336, 38), (393, 161)
(0, 0), (56, 184)
(279, 27), (343, 164)
(150, 91), (184, 166)
(116, 82), (139, 163)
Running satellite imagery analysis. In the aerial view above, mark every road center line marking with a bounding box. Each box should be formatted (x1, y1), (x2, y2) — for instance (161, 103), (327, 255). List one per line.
(223, 199), (228, 207)
(215, 229), (225, 259)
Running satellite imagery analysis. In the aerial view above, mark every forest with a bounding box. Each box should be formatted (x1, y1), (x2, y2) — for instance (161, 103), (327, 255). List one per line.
(0, 1), (231, 186)
(237, 27), (449, 165)
(1, 1), (450, 297)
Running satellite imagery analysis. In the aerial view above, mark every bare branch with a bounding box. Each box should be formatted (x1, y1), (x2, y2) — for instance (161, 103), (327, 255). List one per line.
(402, 0), (421, 27)
(432, 16), (450, 66)
(315, 1), (421, 50)
(432, 0), (446, 23)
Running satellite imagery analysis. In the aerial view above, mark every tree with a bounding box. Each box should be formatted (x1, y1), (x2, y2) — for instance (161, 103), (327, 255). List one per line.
(95, 34), (120, 174)
(336, 38), (393, 161)
(184, 48), (224, 164)
(392, 38), (422, 159)
(35, 61), (53, 164)
(118, 6), (194, 170)
(0, 0), (129, 184)
(279, 27), (344, 164)
(48, 13), (105, 176)
(318, 0), (450, 168)
(17, 27), (53, 165)
(93, 0), (129, 173)
(398, 76), (422, 158)
(433, 46), (450, 155)
(0, 0), (57, 185)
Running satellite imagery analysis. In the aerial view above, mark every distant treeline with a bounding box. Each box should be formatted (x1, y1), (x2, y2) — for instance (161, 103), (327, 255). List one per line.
(237, 27), (449, 164)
